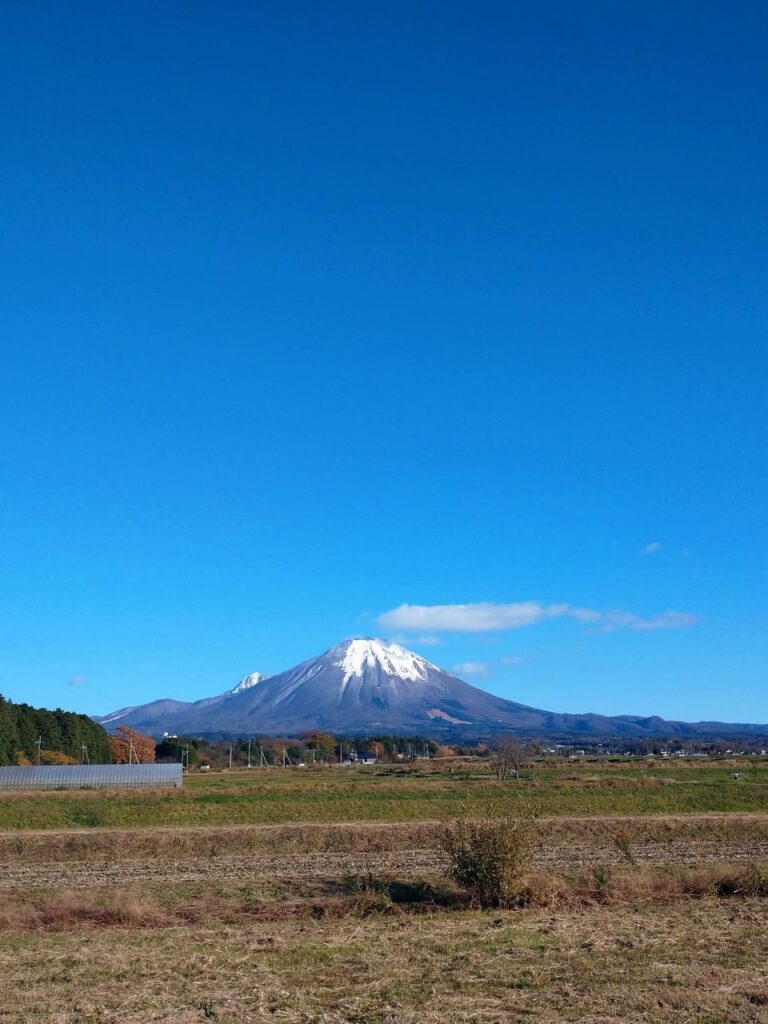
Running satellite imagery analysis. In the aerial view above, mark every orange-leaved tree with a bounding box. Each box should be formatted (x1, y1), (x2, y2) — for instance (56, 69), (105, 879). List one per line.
(108, 726), (156, 764)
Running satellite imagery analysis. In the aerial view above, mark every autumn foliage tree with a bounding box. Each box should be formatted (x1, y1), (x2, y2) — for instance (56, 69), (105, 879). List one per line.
(305, 732), (336, 760)
(436, 744), (458, 758)
(39, 749), (78, 765)
(108, 726), (156, 764)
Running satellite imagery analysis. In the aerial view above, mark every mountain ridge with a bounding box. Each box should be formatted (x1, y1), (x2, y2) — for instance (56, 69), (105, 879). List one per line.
(94, 638), (768, 740)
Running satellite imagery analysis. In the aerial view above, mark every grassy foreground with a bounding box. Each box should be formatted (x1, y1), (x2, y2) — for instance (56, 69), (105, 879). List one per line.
(1, 757), (767, 829)
(2, 758), (768, 1022)
(2, 900), (767, 1023)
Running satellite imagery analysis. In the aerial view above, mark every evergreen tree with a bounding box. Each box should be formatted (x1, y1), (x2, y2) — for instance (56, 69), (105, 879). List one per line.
(0, 696), (21, 765)
(0, 695), (112, 765)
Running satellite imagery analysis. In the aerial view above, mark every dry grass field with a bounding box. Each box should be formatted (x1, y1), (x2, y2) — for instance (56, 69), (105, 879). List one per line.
(2, 902), (768, 1023)
(1, 757), (767, 1022)
(1, 756), (767, 829)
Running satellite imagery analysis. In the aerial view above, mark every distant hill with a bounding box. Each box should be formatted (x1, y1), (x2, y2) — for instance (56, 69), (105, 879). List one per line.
(95, 638), (768, 741)
(0, 694), (111, 766)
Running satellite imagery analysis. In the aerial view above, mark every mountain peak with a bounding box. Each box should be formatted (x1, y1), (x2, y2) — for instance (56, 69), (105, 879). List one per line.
(229, 672), (267, 696)
(95, 635), (768, 740)
(331, 637), (436, 684)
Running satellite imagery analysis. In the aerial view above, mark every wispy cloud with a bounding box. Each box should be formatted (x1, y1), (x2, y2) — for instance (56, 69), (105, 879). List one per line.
(598, 610), (698, 633)
(380, 602), (561, 632)
(500, 656), (524, 666)
(642, 541), (662, 555)
(66, 675), (86, 687)
(377, 602), (698, 634)
(392, 633), (443, 647)
(453, 661), (491, 678)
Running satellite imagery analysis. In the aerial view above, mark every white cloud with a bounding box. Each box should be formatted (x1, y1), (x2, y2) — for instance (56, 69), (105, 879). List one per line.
(500, 656), (524, 666)
(379, 602), (563, 632)
(607, 610), (698, 632)
(377, 602), (698, 635)
(391, 633), (443, 647)
(66, 675), (86, 687)
(453, 661), (491, 678)
(642, 541), (662, 555)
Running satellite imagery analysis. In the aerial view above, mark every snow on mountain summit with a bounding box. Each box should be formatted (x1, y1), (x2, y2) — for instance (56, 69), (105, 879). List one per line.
(332, 638), (437, 684)
(229, 672), (267, 696)
(94, 635), (768, 740)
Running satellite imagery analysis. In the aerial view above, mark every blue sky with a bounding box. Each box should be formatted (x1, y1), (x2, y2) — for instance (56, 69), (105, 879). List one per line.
(1, 1), (766, 723)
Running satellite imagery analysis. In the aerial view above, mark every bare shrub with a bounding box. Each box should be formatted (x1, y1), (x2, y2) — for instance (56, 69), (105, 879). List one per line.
(440, 813), (535, 908)
(489, 738), (531, 782)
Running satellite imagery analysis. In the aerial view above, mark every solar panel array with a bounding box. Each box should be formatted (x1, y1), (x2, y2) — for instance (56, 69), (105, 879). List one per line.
(0, 764), (183, 790)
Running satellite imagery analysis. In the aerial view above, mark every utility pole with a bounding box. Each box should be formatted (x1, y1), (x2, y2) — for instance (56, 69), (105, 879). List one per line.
(247, 739), (252, 769)
(181, 745), (189, 773)
(228, 745), (232, 770)
(36, 736), (42, 765)
(81, 744), (90, 765)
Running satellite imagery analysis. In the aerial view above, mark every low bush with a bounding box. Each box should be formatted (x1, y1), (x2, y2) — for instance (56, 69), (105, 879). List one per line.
(440, 812), (535, 908)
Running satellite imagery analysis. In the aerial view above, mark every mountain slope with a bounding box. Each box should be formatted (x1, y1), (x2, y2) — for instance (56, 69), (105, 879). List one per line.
(95, 638), (768, 739)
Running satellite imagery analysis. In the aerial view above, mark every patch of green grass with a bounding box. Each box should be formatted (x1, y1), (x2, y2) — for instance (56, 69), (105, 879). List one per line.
(0, 760), (766, 830)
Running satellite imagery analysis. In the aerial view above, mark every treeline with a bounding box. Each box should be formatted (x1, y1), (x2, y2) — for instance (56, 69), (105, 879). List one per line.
(155, 732), (465, 768)
(0, 694), (112, 766)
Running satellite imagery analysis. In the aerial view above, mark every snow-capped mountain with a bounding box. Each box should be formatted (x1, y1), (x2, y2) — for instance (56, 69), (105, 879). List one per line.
(95, 638), (495, 736)
(229, 672), (268, 696)
(96, 671), (267, 729)
(94, 637), (768, 739)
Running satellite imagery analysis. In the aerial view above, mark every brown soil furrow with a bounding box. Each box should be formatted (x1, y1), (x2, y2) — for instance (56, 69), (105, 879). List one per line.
(3, 839), (768, 889)
(2, 812), (768, 866)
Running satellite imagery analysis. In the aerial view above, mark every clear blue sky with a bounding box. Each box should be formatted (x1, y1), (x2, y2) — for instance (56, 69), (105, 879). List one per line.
(2, 2), (766, 723)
